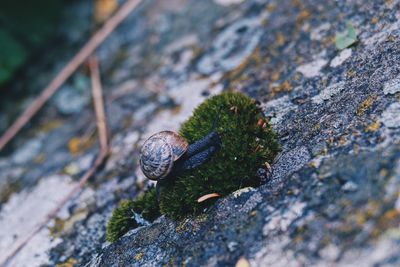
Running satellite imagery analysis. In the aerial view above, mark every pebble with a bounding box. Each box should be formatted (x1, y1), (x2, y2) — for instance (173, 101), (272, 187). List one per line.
(383, 77), (400, 95)
(342, 181), (358, 192)
(12, 138), (43, 164)
(54, 85), (89, 115)
(262, 95), (298, 127)
(133, 103), (158, 122)
(197, 17), (262, 74)
(330, 49), (352, 68)
(312, 82), (345, 104)
(227, 241), (239, 252)
(54, 74), (90, 115)
(157, 94), (176, 108)
(310, 141), (328, 156)
(297, 58), (328, 78)
(214, 0), (243, 6)
(310, 23), (331, 41)
(381, 102), (400, 128)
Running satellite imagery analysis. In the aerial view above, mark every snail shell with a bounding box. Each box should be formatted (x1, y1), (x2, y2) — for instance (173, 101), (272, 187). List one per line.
(140, 131), (188, 181)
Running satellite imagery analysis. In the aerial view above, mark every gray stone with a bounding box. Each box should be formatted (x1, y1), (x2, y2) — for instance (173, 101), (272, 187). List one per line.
(383, 77), (400, 95)
(381, 103), (400, 128)
(197, 17), (263, 74)
(54, 85), (89, 115)
(342, 181), (358, 192)
(12, 138), (43, 165)
(2, 0), (400, 266)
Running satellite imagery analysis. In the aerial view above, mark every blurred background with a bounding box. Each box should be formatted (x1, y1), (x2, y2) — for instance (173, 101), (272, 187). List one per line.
(0, 0), (91, 151)
(0, 0), (121, 153)
(0, 0), (63, 86)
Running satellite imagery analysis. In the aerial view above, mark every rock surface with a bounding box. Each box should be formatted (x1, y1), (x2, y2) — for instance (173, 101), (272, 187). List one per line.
(1, 0), (400, 266)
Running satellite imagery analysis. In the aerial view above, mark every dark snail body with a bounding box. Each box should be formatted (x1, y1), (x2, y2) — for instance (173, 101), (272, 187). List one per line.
(171, 130), (221, 175)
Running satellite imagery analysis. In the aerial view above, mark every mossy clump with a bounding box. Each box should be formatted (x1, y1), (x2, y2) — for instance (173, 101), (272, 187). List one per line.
(159, 92), (280, 219)
(106, 92), (280, 241)
(106, 187), (159, 242)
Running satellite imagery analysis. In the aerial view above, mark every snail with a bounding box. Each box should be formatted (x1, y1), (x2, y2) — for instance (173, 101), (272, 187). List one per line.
(140, 114), (222, 199)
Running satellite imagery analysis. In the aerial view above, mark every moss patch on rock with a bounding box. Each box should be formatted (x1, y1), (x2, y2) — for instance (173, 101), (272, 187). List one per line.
(106, 92), (280, 241)
(159, 92), (280, 219)
(106, 187), (159, 242)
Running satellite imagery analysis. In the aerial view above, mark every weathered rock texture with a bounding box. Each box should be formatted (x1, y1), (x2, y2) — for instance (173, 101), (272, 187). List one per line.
(1, 0), (400, 266)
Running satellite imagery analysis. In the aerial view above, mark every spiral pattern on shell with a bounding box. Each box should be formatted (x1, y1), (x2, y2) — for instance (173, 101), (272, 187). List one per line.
(140, 131), (188, 181)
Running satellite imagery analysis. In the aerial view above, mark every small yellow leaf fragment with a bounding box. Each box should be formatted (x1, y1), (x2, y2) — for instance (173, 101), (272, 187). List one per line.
(68, 136), (95, 155)
(365, 120), (381, 132)
(356, 95), (377, 116)
(68, 138), (82, 155)
(95, 0), (118, 23)
(56, 258), (78, 267)
(134, 252), (144, 261)
(276, 32), (286, 46)
(235, 257), (251, 267)
(38, 119), (62, 133)
(197, 193), (221, 203)
(64, 162), (80, 176)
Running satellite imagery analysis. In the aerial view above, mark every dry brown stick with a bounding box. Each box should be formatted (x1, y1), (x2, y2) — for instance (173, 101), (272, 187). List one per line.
(0, 0), (142, 151)
(89, 57), (109, 152)
(0, 56), (110, 267)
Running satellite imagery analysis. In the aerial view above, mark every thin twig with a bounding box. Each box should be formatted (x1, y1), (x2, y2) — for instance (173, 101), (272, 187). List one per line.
(0, 57), (110, 267)
(0, 0), (142, 151)
(89, 57), (109, 152)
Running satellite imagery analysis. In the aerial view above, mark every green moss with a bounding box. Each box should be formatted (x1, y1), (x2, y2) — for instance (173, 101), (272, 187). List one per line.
(130, 186), (160, 221)
(106, 187), (160, 242)
(106, 92), (280, 241)
(159, 92), (280, 219)
(106, 200), (137, 243)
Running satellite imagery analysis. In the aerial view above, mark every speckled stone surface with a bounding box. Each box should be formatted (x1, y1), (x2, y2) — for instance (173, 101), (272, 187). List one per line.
(1, 0), (400, 266)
